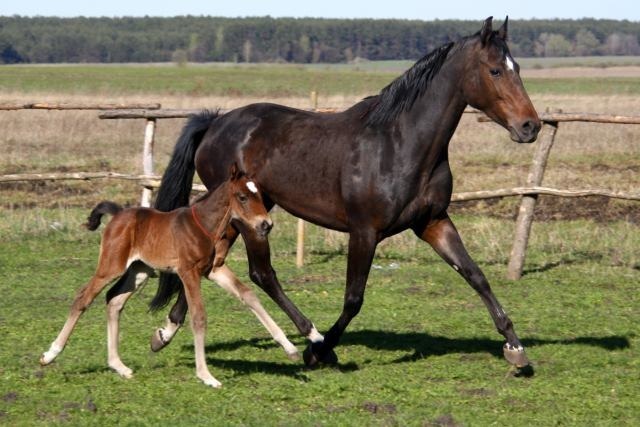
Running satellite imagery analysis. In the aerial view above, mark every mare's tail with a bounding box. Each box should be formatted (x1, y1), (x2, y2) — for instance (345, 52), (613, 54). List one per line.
(149, 110), (220, 311)
(85, 201), (123, 230)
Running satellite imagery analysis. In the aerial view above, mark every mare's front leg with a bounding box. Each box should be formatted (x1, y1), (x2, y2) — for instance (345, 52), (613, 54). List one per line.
(304, 229), (378, 367)
(241, 226), (327, 353)
(178, 268), (221, 388)
(105, 262), (153, 378)
(414, 214), (531, 370)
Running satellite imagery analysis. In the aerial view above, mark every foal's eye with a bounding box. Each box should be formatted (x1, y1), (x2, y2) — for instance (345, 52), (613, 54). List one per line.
(490, 68), (502, 77)
(238, 194), (248, 203)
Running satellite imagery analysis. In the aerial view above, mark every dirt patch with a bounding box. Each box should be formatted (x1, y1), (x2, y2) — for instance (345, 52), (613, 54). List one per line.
(427, 414), (460, 426)
(2, 392), (17, 403)
(361, 402), (397, 414)
(287, 274), (334, 286)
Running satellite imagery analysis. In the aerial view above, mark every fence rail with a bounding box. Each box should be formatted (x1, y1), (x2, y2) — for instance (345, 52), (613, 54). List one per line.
(0, 103), (161, 111)
(1, 102), (639, 279)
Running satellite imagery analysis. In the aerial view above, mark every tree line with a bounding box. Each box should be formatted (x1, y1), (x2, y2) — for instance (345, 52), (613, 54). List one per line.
(1, 16), (639, 64)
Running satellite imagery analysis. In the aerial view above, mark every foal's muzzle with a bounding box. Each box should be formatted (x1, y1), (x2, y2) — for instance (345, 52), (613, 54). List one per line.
(257, 218), (273, 237)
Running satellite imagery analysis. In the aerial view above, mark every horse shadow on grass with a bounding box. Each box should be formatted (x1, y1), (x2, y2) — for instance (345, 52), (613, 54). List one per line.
(177, 331), (630, 379)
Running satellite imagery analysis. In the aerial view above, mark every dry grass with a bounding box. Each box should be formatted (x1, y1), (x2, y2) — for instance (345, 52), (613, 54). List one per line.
(1, 91), (638, 220)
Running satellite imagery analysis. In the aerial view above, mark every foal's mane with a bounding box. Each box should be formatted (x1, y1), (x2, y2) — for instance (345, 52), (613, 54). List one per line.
(364, 39), (461, 127)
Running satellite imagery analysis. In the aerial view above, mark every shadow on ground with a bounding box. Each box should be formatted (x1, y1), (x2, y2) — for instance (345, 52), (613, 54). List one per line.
(175, 330), (631, 378)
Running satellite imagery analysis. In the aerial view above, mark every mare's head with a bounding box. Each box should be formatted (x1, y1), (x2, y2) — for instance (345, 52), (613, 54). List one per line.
(227, 163), (273, 237)
(460, 17), (540, 143)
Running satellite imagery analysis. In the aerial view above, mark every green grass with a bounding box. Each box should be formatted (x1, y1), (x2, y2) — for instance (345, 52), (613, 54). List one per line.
(524, 77), (640, 95)
(1, 208), (638, 425)
(2, 62), (640, 97)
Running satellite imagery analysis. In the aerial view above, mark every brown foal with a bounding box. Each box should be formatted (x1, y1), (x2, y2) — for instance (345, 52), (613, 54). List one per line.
(41, 166), (287, 387)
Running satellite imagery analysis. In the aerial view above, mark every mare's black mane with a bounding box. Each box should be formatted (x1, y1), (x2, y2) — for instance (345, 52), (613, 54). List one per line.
(365, 41), (456, 126)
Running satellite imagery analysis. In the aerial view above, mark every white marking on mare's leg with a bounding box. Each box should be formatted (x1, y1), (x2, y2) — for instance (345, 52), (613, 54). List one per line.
(307, 325), (324, 343)
(159, 318), (181, 343)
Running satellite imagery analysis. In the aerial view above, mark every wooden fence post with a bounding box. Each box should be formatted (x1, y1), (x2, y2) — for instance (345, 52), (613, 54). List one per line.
(140, 118), (157, 207)
(506, 119), (559, 280)
(294, 91), (319, 268)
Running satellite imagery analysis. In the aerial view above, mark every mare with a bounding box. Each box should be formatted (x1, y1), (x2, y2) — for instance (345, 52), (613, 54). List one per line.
(40, 166), (297, 387)
(118, 17), (541, 371)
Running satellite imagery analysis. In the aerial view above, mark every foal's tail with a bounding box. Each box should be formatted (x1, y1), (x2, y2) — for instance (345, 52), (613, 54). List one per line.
(85, 201), (123, 230)
(149, 109), (220, 311)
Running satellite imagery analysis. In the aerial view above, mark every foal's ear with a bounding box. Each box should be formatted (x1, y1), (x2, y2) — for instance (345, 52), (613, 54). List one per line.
(480, 16), (493, 46)
(497, 16), (508, 41)
(229, 162), (244, 180)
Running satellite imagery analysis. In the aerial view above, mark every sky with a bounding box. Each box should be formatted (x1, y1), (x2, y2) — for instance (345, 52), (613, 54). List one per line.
(2, 0), (639, 21)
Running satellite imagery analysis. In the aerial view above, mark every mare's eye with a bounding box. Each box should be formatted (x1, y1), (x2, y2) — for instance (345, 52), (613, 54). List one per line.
(490, 68), (501, 77)
(238, 194), (248, 203)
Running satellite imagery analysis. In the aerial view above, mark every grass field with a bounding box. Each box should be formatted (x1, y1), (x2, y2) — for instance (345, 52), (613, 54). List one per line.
(3, 60), (640, 97)
(1, 61), (639, 425)
(1, 208), (639, 425)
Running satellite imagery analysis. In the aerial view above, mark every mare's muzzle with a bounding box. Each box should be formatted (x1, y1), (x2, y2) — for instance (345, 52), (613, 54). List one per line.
(510, 118), (541, 143)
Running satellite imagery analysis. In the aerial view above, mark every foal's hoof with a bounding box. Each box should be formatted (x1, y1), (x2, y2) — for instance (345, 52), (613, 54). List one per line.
(303, 343), (339, 368)
(286, 350), (302, 362)
(503, 343), (532, 372)
(150, 329), (172, 352)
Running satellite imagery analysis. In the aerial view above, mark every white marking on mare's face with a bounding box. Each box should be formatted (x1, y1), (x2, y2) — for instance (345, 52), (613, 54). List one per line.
(246, 181), (258, 194)
(505, 55), (515, 72)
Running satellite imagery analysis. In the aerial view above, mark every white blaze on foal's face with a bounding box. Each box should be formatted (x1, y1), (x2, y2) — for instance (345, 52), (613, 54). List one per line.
(246, 181), (258, 194)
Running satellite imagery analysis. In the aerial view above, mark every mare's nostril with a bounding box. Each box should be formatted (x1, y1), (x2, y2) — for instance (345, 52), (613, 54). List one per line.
(520, 119), (540, 140)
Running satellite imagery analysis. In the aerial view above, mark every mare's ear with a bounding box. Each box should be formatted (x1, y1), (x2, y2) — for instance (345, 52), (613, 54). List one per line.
(497, 16), (508, 41)
(480, 16), (493, 46)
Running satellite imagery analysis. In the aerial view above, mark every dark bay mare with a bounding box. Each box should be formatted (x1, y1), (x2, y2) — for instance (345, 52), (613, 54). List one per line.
(117, 17), (541, 371)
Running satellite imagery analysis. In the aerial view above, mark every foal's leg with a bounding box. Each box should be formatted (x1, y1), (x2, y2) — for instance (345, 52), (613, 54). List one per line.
(105, 262), (153, 378)
(178, 268), (221, 388)
(208, 265), (300, 360)
(414, 214), (530, 368)
(41, 257), (125, 365)
(242, 228), (325, 345)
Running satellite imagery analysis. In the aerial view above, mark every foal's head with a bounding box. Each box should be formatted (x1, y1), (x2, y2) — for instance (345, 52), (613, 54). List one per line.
(460, 17), (541, 143)
(227, 164), (273, 238)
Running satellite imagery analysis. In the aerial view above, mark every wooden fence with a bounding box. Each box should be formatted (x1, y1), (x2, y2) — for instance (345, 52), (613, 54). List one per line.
(2, 102), (639, 280)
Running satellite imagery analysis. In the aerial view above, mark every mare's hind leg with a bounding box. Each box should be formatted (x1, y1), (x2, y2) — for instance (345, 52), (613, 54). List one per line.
(208, 265), (300, 360)
(105, 262), (154, 378)
(414, 214), (531, 370)
(150, 291), (185, 352)
(41, 257), (126, 365)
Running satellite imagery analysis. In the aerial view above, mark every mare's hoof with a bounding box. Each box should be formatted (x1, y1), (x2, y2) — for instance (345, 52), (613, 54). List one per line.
(303, 343), (338, 367)
(150, 329), (171, 353)
(503, 343), (531, 368)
